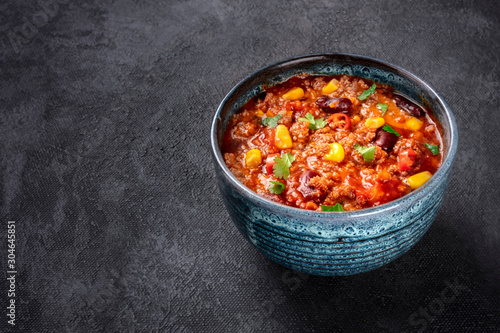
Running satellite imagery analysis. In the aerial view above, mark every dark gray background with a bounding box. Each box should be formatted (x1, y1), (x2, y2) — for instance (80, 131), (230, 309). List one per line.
(1, 0), (499, 332)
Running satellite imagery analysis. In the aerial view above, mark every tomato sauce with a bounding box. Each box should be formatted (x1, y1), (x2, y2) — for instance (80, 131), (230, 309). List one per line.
(222, 74), (443, 211)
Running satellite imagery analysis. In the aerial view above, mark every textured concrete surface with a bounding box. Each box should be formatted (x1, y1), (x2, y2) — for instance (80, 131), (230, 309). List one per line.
(0, 0), (499, 332)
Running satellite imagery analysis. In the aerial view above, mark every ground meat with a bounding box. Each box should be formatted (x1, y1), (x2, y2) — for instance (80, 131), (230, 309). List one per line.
(262, 92), (279, 109)
(309, 176), (335, 193)
(229, 167), (244, 179)
(279, 111), (293, 127)
(289, 121), (310, 143)
(312, 77), (328, 92)
(224, 153), (237, 168)
(232, 121), (259, 137)
(393, 138), (422, 155)
(364, 129), (377, 142)
(374, 146), (388, 163)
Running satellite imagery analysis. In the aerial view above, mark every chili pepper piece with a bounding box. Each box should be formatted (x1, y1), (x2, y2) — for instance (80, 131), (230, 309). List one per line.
(327, 113), (351, 131)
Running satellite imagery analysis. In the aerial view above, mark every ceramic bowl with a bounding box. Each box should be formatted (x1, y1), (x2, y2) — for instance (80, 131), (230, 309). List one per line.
(211, 53), (458, 276)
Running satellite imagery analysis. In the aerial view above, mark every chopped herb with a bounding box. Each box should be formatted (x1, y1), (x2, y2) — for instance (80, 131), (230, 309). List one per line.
(268, 181), (285, 195)
(298, 112), (327, 130)
(358, 83), (377, 101)
(261, 114), (282, 128)
(354, 143), (376, 163)
(377, 103), (388, 115)
(321, 203), (344, 211)
(382, 124), (401, 137)
(273, 153), (295, 180)
(423, 143), (439, 155)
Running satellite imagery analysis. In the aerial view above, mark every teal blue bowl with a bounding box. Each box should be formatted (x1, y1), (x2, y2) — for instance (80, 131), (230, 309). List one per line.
(211, 53), (458, 276)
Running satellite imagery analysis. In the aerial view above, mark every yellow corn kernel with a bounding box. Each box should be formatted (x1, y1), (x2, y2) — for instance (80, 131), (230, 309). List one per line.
(324, 143), (345, 162)
(282, 87), (304, 100)
(408, 171), (432, 190)
(322, 78), (339, 94)
(379, 169), (391, 181)
(245, 149), (262, 168)
(275, 125), (293, 149)
(256, 110), (264, 117)
(365, 117), (385, 128)
(351, 115), (361, 125)
(406, 117), (423, 131)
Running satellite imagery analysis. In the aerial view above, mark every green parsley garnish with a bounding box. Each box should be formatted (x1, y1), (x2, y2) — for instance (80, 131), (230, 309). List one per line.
(382, 124), (401, 137)
(354, 143), (376, 163)
(273, 153), (295, 180)
(321, 203), (344, 212)
(358, 83), (377, 101)
(298, 112), (327, 130)
(262, 114), (282, 128)
(377, 103), (388, 115)
(423, 143), (439, 155)
(268, 181), (285, 195)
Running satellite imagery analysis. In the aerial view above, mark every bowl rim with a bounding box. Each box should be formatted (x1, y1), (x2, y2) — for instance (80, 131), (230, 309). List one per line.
(211, 53), (458, 221)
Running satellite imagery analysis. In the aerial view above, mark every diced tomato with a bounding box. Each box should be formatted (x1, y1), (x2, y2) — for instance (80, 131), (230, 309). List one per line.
(253, 128), (276, 151)
(399, 149), (417, 171)
(266, 153), (279, 175)
(327, 113), (351, 130)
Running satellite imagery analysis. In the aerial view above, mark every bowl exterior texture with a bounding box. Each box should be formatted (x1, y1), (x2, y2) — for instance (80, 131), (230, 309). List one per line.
(212, 54), (457, 276)
(214, 161), (450, 276)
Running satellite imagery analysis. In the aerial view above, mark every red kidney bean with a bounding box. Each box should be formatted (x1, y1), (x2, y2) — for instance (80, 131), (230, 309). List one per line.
(393, 95), (424, 117)
(375, 128), (398, 152)
(316, 97), (331, 111)
(298, 170), (320, 200)
(316, 97), (352, 114)
(335, 98), (352, 114)
(299, 170), (318, 185)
